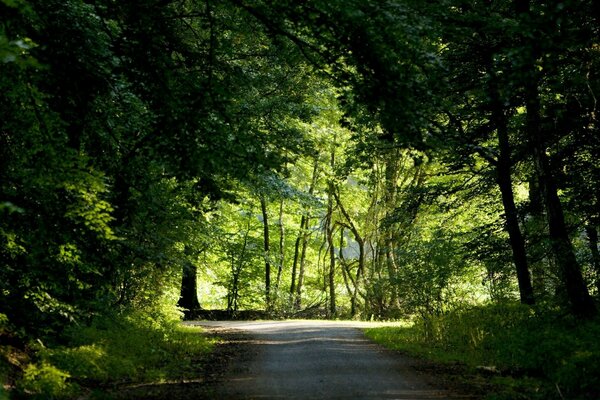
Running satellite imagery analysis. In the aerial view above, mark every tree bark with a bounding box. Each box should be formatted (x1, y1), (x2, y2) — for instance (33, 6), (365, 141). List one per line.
(515, 0), (596, 317)
(586, 224), (600, 295)
(488, 75), (535, 305)
(519, 21), (595, 317)
(332, 188), (365, 317)
(384, 153), (400, 306)
(290, 215), (306, 296)
(275, 199), (285, 292)
(295, 216), (310, 310)
(527, 77), (595, 317)
(326, 182), (336, 318)
(177, 260), (201, 316)
(260, 196), (271, 308)
(527, 175), (548, 297)
(290, 156), (320, 308)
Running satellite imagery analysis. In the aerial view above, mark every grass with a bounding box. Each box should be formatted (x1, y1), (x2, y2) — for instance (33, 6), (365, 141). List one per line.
(364, 303), (600, 400)
(9, 311), (215, 399)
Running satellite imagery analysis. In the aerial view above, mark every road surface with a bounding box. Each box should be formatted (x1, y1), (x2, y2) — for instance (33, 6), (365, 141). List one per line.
(188, 320), (456, 399)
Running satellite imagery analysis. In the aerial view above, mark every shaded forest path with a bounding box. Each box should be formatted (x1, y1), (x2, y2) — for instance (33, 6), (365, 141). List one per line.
(188, 320), (469, 400)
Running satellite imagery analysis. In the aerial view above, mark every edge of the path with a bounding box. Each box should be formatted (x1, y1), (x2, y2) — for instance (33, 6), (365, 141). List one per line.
(187, 320), (493, 400)
(98, 325), (254, 399)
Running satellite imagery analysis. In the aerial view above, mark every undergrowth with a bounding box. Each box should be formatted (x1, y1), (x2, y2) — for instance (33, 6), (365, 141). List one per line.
(3, 310), (214, 399)
(364, 303), (600, 400)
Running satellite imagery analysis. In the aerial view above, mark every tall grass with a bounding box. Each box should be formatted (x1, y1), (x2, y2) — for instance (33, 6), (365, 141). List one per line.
(365, 303), (600, 399)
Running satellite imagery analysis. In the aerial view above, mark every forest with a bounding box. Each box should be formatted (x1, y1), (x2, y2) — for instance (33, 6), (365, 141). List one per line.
(1, 0), (599, 398)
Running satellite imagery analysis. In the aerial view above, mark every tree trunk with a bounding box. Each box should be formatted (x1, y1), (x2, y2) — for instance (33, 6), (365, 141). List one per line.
(516, 0), (595, 317)
(177, 261), (201, 316)
(586, 224), (600, 295)
(295, 216), (310, 310)
(275, 199), (285, 292)
(528, 86), (595, 317)
(260, 196), (271, 309)
(351, 237), (365, 317)
(290, 215), (306, 296)
(488, 77), (535, 305)
(332, 188), (365, 317)
(521, 48), (595, 317)
(527, 175), (548, 297)
(384, 153), (400, 306)
(326, 183), (336, 318)
(291, 156), (320, 308)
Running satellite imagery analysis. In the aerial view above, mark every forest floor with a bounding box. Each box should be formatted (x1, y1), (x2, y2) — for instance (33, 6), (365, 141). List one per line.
(110, 320), (491, 400)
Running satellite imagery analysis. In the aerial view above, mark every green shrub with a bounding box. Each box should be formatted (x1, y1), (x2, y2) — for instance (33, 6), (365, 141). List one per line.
(19, 362), (76, 399)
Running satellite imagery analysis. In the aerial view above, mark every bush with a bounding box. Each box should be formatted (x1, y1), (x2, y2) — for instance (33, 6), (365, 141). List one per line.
(19, 362), (75, 399)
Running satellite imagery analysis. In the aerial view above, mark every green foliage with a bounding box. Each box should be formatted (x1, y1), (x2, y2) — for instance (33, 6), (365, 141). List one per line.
(51, 313), (212, 382)
(365, 304), (600, 399)
(14, 310), (213, 398)
(19, 362), (74, 399)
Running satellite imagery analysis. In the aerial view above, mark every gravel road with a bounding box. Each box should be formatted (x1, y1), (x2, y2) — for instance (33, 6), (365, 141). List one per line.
(189, 320), (455, 400)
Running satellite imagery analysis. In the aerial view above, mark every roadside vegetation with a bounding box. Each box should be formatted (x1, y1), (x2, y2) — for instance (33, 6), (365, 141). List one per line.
(365, 304), (600, 399)
(1, 308), (214, 399)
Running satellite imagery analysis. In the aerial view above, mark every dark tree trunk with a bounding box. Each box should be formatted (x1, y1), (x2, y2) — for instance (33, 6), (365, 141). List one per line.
(489, 79), (535, 305)
(528, 175), (548, 296)
(384, 153), (400, 306)
(529, 84), (596, 317)
(516, 0), (596, 317)
(178, 261), (201, 315)
(586, 224), (600, 295)
(275, 199), (285, 291)
(326, 182), (336, 318)
(295, 216), (310, 310)
(332, 188), (365, 317)
(290, 215), (306, 296)
(260, 196), (271, 308)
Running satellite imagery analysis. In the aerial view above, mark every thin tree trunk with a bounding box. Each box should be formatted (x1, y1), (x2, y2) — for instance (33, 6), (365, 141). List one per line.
(291, 156), (320, 308)
(326, 183), (336, 318)
(290, 215), (306, 296)
(260, 196), (271, 309)
(585, 224), (600, 295)
(339, 227), (354, 297)
(295, 216), (310, 310)
(275, 199), (285, 292)
(384, 154), (400, 306)
(332, 188), (365, 317)
(528, 175), (548, 296)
